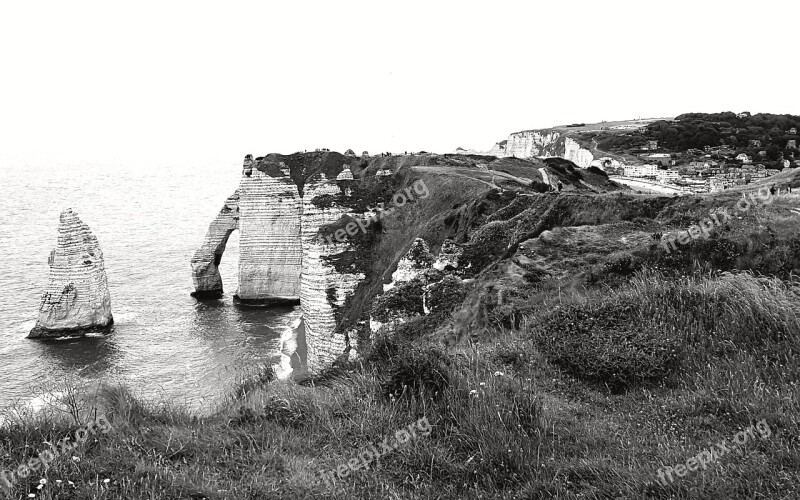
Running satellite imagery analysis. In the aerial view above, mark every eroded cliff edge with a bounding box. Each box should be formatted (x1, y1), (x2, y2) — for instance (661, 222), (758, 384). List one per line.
(191, 151), (623, 372)
(29, 209), (113, 339)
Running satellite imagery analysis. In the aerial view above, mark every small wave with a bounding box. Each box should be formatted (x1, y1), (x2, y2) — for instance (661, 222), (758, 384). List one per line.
(272, 353), (294, 380)
(113, 311), (138, 322)
(17, 319), (36, 331)
(276, 311), (302, 354)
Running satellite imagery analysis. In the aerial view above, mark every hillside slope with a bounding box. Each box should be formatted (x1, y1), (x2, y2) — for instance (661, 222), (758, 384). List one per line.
(2, 155), (799, 500)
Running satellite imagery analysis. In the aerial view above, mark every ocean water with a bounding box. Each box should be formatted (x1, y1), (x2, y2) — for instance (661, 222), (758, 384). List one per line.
(0, 160), (302, 414)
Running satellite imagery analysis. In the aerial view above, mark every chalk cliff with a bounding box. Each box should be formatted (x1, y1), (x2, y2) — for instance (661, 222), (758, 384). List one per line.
(193, 152), (375, 370)
(192, 151), (595, 371)
(237, 159), (303, 305)
(486, 140), (507, 157)
(504, 129), (562, 158)
(563, 137), (593, 169)
(29, 209), (113, 339)
(299, 169), (364, 368)
(494, 129), (594, 168)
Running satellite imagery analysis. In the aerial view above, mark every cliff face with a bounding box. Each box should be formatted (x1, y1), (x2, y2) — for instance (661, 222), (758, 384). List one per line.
(504, 129), (562, 158)
(563, 137), (593, 169)
(499, 130), (594, 168)
(299, 171), (364, 368)
(237, 158), (303, 304)
(192, 151), (593, 372)
(29, 209), (113, 339)
(193, 152), (373, 370)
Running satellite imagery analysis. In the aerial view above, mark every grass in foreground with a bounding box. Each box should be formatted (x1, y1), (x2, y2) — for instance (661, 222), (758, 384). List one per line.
(1, 269), (799, 499)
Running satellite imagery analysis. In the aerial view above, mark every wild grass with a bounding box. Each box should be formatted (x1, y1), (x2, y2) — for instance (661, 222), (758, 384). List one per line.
(3, 180), (800, 498)
(4, 270), (799, 499)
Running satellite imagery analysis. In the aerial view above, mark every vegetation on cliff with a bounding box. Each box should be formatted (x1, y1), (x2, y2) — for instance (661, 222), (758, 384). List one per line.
(587, 112), (800, 166)
(3, 156), (799, 499)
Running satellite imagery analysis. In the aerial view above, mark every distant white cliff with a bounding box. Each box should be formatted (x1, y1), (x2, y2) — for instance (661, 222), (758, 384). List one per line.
(475, 129), (594, 168)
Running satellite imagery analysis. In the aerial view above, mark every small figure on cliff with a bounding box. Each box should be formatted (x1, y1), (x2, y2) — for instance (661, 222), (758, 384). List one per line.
(557, 180), (563, 192)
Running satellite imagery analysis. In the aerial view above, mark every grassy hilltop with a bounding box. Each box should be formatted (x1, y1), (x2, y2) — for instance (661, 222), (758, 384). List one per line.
(2, 154), (799, 499)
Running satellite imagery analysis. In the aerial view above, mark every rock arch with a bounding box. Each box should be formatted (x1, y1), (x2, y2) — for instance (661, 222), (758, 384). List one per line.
(191, 153), (366, 370)
(190, 190), (240, 299)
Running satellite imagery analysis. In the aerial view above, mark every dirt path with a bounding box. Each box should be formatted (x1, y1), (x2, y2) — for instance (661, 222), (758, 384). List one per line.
(412, 166), (535, 189)
(412, 166), (499, 189)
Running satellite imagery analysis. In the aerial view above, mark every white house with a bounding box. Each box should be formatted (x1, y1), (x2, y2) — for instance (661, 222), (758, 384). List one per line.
(736, 153), (752, 164)
(624, 164), (658, 178)
(656, 169), (680, 183)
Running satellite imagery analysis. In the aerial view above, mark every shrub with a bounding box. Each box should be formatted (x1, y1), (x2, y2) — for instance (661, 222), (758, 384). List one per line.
(379, 343), (451, 401)
(586, 165), (608, 177)
(393, 312), (448, 339)
(530, 300), (682, 392)
(370, 277), (425, 322)
(425, 274), (469, 314)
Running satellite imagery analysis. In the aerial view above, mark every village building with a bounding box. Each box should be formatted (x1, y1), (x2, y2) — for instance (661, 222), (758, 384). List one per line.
(644, 153), (672, 166)
(623, 164), (658, 178)
(707, 177), (736, 192)
(656, 169), (680, 183)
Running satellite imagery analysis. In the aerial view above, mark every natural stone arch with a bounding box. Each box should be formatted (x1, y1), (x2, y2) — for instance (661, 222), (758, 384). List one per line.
(190, 190), (240, 299)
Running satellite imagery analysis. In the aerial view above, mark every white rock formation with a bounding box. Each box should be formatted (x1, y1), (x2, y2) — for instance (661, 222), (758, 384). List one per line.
(29, 209), (113, 338)
(190, 190), (240, 298)
(237, 166), (302, 304)
(433, 239), (463, 271)
(503, 130), (561, 158)
(336, 166), (354, 180)
(486, 141), (507, 157)
(300, 172), (364, 369)
(192, 154), (376, 371)
(564, 137), (594, 169)
(383, 238), (433, 292)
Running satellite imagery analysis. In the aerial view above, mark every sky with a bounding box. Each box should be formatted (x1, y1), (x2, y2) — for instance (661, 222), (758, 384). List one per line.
(1, 0), (797, 169)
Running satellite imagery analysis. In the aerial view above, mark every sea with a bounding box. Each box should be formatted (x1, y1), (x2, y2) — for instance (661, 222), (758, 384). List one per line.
(0, 160), (302, 416)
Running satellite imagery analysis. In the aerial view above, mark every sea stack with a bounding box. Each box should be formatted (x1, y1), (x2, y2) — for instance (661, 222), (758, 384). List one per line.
(28, 209), (113, 339)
